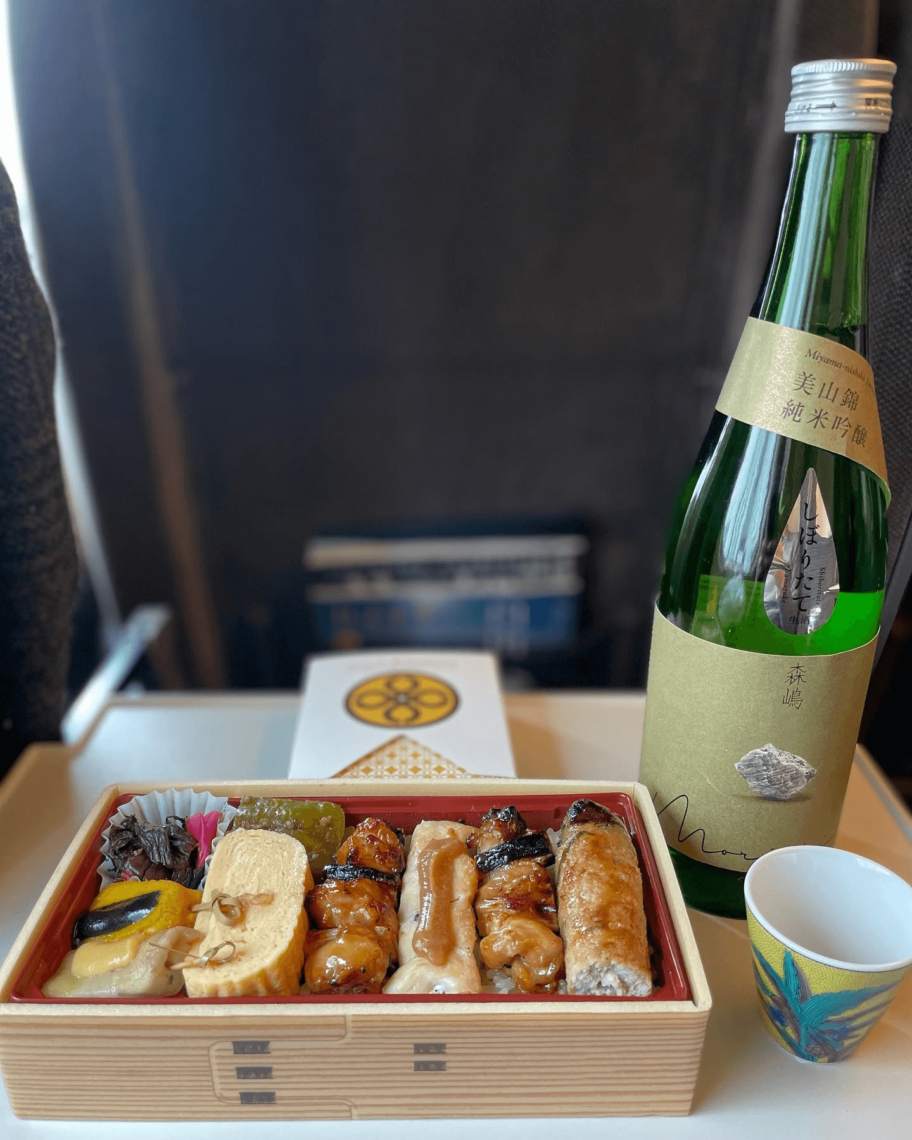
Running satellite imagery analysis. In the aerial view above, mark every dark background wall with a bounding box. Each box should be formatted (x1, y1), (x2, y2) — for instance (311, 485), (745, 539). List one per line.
(8, 1), (912, 790)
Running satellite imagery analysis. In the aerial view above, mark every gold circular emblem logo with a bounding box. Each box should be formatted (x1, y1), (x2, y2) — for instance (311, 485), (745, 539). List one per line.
(345, 672), (459, 728)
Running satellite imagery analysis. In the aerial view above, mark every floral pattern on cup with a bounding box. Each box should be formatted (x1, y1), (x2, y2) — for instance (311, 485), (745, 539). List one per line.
(746, 906), (907, 1063)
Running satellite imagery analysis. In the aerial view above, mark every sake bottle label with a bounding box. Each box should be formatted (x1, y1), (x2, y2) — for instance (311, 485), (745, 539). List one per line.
(764, 468), (839, 635)
(639, 607), (878, 873)
(716, 317), (889, 501)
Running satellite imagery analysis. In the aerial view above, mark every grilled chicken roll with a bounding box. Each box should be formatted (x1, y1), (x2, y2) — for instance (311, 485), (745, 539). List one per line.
(556, 799), (652, 996)
(473, 806), (563, 993)
(304, 817), (405, 993)
(383, 820), (481, 994)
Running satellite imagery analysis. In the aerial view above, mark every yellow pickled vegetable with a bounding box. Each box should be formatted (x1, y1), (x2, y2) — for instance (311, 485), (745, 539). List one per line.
(73, 880), (202, 945)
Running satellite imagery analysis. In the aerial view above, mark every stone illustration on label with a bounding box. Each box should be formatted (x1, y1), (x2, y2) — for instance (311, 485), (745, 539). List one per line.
(735, 743), (817, 801)
(764, 468), (839, 635)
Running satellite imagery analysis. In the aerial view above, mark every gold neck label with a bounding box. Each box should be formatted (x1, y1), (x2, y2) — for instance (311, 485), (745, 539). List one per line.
(716, 318), (889, 502)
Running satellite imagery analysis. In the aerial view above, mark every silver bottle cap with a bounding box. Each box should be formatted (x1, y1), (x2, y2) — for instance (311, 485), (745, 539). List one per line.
(784, 58), (896, 134)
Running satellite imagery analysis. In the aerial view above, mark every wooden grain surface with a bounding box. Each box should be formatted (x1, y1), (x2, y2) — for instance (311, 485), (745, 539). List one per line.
(0, 1009), (708, 1119)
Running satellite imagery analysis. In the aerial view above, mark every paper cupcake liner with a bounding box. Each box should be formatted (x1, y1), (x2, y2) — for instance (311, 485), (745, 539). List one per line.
(99, 788), (237, 889)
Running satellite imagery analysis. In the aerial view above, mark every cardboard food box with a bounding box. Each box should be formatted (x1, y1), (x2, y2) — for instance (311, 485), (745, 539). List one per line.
(0, 778), (710, 1120)
(288, 650), (517, 778)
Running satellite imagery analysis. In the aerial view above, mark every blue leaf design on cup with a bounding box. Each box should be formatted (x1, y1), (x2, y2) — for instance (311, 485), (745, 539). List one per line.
(751, 947), (897, 1061)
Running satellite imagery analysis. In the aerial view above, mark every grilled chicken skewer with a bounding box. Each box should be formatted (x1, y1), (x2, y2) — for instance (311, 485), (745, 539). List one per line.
(304, 817), (405, 993)
(473, 806), (563, 993)
(556, 799), (651, 996)
(383, 820), (481, 994)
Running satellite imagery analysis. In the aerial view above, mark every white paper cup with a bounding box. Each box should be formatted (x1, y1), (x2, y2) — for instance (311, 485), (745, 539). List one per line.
(744, 846), (912, 1062)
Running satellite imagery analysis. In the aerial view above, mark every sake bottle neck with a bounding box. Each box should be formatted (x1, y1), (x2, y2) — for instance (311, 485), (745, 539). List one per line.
(753, 132), (879, 355)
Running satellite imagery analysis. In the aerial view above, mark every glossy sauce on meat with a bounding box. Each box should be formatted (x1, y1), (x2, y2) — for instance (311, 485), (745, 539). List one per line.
(306, 878), (398, 956)
(412, 837), (465, 966)
(382, 820), (481, 994)
(474, 806), (564, 993)
(334, 820), (405, 875)
(304, 817), (404, 994)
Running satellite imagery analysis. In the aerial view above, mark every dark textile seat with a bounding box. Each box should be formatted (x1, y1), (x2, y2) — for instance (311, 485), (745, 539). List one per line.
(0, 163), (77, 778)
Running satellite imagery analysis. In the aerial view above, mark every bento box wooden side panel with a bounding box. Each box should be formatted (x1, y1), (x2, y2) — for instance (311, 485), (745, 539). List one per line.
(630, 780), (711, 1015)
(0, 1004), (708, 1120)
(0, 784), (122, 1004)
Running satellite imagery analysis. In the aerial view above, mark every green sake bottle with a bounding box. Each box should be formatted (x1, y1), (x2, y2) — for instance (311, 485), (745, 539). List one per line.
(639, 59), (895, 918)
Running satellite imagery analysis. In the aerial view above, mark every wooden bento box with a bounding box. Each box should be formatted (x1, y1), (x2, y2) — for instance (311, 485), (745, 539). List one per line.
(0, 778), (711, 1120)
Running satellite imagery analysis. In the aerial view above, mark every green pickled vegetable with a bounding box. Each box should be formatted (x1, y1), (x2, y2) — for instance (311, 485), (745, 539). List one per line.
(232, 798), (345, 871)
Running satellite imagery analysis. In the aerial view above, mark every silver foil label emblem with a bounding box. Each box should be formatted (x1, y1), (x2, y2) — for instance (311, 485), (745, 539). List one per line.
(764, 468), (839, 634)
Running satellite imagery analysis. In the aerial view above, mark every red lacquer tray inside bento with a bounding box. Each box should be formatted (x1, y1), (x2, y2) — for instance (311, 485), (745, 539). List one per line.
(10, 791), (690, 1005)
